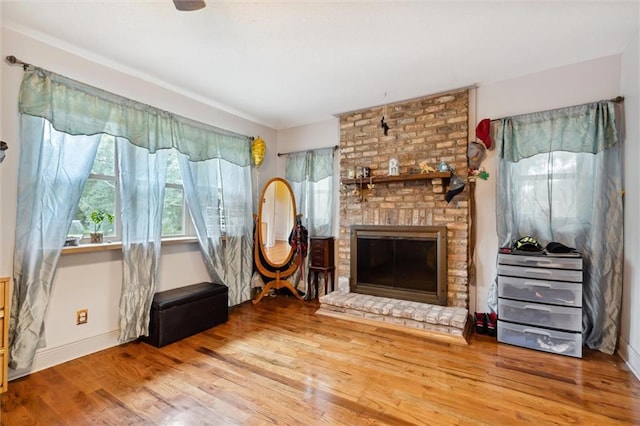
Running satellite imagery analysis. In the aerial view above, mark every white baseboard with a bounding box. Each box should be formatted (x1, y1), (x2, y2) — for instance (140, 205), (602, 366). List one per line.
(617, 336), (640, 380)
(8, 330), (120, 381)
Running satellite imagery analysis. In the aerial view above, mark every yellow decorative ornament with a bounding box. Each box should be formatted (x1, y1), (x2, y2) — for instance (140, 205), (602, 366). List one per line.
(251, 136), (266, 168)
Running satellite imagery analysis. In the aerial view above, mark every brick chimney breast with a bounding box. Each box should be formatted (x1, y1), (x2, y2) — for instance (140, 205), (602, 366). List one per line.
(338, 89), (469, 308)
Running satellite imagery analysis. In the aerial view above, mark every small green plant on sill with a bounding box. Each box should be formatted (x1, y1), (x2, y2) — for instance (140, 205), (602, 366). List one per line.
(89, 209), (114, 243)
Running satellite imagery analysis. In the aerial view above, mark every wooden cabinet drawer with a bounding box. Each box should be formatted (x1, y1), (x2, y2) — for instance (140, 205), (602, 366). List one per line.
(311, 253), (325, 265)
(0, 280), (4, 310)
(310, 239), (326, 250)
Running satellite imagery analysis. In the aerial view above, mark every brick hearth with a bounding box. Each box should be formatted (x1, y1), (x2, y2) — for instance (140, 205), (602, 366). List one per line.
(317, 291), (470, 344)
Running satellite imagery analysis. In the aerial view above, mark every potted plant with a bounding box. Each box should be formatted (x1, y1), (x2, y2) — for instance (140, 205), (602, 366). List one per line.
(89, 208), (114, 243)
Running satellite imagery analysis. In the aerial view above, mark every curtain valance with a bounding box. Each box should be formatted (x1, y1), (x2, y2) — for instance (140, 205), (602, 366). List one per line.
(285, 147), (334, 182)
(19, 68), (251, 165)
(496, 101), (618, 162)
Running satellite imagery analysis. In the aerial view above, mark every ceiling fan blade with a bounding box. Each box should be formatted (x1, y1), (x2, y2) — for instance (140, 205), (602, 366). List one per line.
(173, 0), (206, 11)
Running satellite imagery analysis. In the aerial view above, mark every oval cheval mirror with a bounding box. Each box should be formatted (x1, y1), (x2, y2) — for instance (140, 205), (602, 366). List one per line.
(253, 177), (305, 304)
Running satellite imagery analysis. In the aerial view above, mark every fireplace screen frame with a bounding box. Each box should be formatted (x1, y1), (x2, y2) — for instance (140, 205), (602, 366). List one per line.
(350, 225), (448, 305)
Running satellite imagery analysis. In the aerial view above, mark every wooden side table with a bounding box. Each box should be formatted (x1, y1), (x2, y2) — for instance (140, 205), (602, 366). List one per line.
(308, 237), (335, 298)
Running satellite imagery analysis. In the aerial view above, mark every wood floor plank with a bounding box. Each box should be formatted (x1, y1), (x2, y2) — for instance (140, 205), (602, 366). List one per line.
(2, 296), (640, 425)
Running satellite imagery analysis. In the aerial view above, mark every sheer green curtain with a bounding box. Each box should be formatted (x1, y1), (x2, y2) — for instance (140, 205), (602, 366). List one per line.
(285, 147), (335, 298)
(117, 140), (168, 342)
(12, 67), (252, 369)
(494, 100), (623, 354)
(178, 155), (254, 306)
(11, 116), (101, 370)
(285, 147), (335, 236)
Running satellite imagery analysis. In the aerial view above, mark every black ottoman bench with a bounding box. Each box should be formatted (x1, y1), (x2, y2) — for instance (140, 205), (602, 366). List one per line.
(144, 282), (228, 347)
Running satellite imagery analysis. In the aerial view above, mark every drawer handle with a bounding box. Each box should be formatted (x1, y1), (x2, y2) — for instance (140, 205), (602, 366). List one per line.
(525, 282), (551, 288)
(525, 269), (552, 275)
(524, 257), (552, 264)
(523, 328), (551, 337)
(523, 305), (551, 312)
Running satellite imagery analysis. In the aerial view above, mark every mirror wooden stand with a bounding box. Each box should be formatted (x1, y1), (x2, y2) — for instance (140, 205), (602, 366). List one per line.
(253, 178), (304, 304)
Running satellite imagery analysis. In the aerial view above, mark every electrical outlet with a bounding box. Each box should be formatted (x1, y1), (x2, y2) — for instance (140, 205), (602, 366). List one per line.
(76, 309), (88, 325)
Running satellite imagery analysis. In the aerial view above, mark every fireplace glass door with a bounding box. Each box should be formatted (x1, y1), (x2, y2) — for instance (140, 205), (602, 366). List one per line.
(351, 225), (447, 305)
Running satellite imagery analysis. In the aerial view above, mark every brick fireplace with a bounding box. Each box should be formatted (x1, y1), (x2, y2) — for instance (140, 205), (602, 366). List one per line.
(338, 89), (470, 308)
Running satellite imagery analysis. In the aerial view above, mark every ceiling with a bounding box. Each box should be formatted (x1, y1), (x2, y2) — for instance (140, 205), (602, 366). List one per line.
(2, 1), (639, 130)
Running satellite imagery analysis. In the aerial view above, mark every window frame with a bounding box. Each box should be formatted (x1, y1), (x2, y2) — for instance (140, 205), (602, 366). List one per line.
(73, 137), (194, 245)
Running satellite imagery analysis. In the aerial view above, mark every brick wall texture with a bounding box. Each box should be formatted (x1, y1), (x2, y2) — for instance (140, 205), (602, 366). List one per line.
(338, 89), (469, 307)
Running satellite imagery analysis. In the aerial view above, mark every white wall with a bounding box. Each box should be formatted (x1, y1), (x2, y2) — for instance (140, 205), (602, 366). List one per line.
(276, 118), (341, 236)
(1, 27), (277, 376)
(619, 28), (640, 378)
(276, 118), (339, 169)
(276, 117), (339, 184)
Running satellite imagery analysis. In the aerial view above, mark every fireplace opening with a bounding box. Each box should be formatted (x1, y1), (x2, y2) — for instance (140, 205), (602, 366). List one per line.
(350, 225), (448, 305)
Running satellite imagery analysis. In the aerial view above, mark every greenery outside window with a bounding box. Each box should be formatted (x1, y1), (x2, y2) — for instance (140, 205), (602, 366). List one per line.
(163, 149), (189, 236)
(74, 134), (118, 241)
(72, 135), (192, 242)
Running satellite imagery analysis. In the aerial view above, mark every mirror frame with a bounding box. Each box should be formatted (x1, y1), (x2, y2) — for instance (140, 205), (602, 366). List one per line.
(253, 177), (304, 304)
(257, 177), (297, 268)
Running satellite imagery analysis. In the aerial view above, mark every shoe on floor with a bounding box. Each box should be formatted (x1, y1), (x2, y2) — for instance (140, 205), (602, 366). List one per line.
(474, 312), (487, 335)
(486, 312), (498, 337)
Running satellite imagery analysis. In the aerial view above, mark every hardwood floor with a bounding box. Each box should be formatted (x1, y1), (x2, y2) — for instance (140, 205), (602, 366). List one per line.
(2, 297), (639, 425)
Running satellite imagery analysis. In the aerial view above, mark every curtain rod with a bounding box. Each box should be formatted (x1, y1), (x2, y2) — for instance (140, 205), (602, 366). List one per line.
(277, 145), (339, 157)
(490, 96), (625, 123)
(5, 55), (33, 70)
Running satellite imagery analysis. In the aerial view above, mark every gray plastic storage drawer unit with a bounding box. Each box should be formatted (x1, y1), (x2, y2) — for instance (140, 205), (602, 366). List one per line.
(497, 253), (583, 358)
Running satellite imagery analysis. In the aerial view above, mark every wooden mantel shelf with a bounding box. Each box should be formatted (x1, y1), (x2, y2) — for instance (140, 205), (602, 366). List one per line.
(342, 172), (451, 186)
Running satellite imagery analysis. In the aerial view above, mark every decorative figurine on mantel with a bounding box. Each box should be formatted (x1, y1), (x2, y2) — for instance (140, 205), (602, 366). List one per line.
(388, 157), (399, 176)
(419, 161), (436, 174)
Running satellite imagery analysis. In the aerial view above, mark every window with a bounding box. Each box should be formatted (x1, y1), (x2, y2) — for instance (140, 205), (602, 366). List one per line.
(513, 152), (581, 229)
(72, 135), (192, 242)
(202, 160), (228, 237)
(73, 135), (118, 240)
(163, 149), (188, 236)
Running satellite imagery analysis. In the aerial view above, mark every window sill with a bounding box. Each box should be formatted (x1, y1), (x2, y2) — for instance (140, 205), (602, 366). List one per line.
(61, 237), (199, 255)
